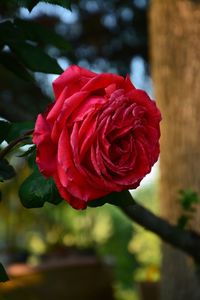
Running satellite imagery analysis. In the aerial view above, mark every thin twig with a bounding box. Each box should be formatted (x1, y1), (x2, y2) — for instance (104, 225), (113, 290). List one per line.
(0, 129), (34, 159)
(120, 191), (200, 263)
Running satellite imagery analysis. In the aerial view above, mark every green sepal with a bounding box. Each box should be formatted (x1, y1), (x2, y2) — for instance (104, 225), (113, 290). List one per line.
(88, 190), (134, 208)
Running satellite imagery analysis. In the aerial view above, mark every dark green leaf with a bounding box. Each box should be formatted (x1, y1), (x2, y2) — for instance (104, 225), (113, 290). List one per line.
(6, 121), (34, 143)
(0, 0), (71, 12)
(42, 0), (71, 10)
(26, 0), (40, 11)
(0, 51), (34, 82)
(9, 41), (63, 74)
(18, 0), (71, 12)
(0, 263), (9, 282)
(0, 120), (11, 144)
(27, 150), (37, 170)
(88, 190), (134, 208)
(177, 215), (190, 230)
(0, 159), (16, 182)
(15, 19), (71, 51)
(0, 21), (24, 45)
(178, 189), (200, 211)
(19, 170), (63, 208)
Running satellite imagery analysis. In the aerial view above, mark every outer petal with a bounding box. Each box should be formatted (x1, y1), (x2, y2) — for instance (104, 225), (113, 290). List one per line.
(81, 73), (124, 93)
(51, 91), (89, 142)
(33, 114), (56, 177)
(53, 65), (96, 98)
(57, 125), (109, 201)
(53, 173), (87, 210)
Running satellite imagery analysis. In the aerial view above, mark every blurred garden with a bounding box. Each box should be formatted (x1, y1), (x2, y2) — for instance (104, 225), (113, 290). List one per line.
(0, 156), (160, 300)
(0, 1), (200, 300)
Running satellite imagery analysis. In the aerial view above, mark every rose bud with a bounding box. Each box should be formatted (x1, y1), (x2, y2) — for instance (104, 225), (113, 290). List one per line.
(33, 65), (161, 209)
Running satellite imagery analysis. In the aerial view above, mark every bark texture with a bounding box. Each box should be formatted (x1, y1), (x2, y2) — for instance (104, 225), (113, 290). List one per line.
(149, 1), (200, 299)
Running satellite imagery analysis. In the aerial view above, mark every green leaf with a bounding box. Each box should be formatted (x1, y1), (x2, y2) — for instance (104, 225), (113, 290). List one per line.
(0, 159), (16, 182)
(15, 19), (71, 51)
(41, 0), (71, 10)
(0, 51), (34, 82)
(27, 150), (37, 170)
(177, 215), (190, 230)
(19, 0), (71, 12)
(178, 189), (200, 211)
(0, 21), (24, 45)
(88, 190), (134, 208)
(6, 121), (34, 143)
(0, 0), (71, 12)
(26, 0), (40, 11)
(19, 170), (63, 208)
(8, 41), (63, 74)
(0, 120), (11, 144)
(0, 263), (9, 282)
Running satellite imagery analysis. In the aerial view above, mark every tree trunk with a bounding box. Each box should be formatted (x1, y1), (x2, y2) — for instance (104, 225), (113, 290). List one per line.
(149, 1), (200, 300)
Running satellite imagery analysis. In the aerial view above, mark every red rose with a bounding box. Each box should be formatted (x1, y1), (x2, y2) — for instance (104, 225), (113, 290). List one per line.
(33, 65), (161, 210)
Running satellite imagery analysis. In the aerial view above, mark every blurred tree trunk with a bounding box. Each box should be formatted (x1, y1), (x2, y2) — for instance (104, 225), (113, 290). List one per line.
(149, 1), (200, 300)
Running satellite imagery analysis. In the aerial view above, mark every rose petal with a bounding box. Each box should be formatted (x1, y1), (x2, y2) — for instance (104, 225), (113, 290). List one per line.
(33, 114), (56, 177)
(57, 125), (108, 201)
(81, 73), (124, 93)
(51, 91), (89, 142)
(53, 65), (96, 98)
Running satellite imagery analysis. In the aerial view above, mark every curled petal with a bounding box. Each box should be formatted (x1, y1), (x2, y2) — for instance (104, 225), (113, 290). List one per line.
(53, 65), (96, 98)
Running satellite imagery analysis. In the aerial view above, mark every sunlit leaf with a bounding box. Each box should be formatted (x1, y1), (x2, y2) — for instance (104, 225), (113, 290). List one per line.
(177, 215), (190, 230)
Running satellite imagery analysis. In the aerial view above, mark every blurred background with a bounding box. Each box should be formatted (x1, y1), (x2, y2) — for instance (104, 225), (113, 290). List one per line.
(0, 1), (161, 299)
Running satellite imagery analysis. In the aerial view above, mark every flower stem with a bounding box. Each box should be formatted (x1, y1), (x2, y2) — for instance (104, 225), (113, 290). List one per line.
(0, 129), (34, 159)
(121, 191), (200, 263)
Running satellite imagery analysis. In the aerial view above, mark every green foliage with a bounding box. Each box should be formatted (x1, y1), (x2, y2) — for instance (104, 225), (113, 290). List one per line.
(19, 169), (63, 208)
(0, 51), (34, 82)
(0, 0), (71, 12)
(130, 184), (161, 282)
(97, 205), (138, 288)
(15, 19), (70, 51)
(0, 120), (11, 144)
(9, 41), (63, 74)
(178, 189), (199, 211)
(0, 16), (71, 77)
(177, 189), (200, 229)
(0, 159), (16, 182)
(6, 121), (34, 143)
(0, 263), (9, 282)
